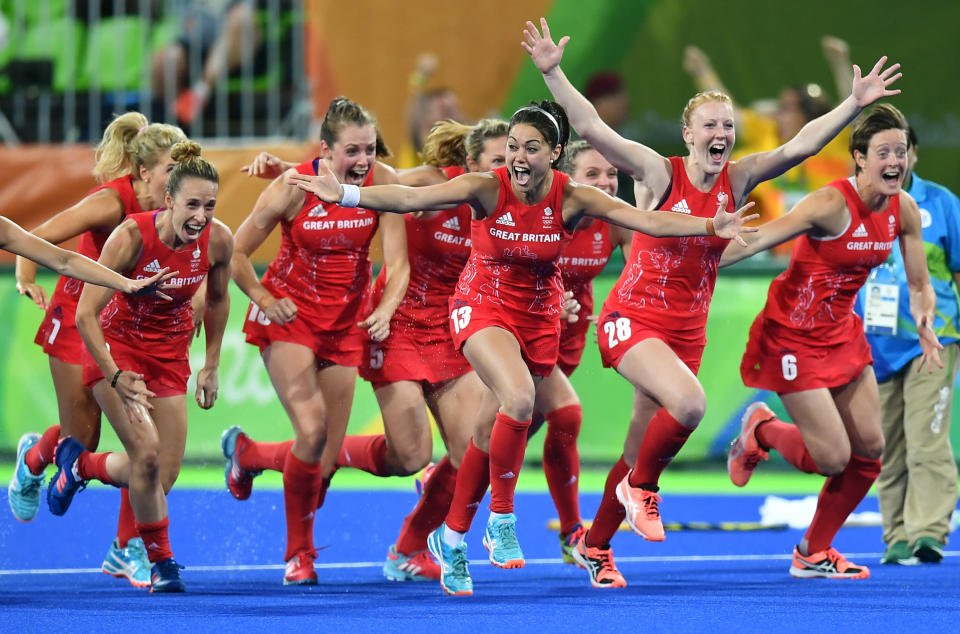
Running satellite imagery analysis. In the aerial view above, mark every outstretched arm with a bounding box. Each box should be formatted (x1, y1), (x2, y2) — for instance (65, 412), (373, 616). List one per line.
(821, 36), (853, 100)
(733, 56), (902, 197)
(522, 18), (669, 190)
(567, 183), (757, 242)
(1, 216), (174, 297)
(287, 163), (499, 216)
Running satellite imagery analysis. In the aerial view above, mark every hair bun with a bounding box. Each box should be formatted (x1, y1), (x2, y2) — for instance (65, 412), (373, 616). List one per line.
(170, 140), (202, 163)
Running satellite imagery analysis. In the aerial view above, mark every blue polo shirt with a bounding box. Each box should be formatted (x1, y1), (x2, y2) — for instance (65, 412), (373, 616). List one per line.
(855, 173), (960, 382)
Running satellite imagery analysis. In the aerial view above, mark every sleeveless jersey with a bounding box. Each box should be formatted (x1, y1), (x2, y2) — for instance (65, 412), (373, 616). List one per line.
(46, 176), (146, 325)
(604, 156), (733, 344)
(453, 166), (572, 328)
(559, 219), (614, 321)
(371, 165), (473, 330)
(99, 210), (211, 360)
(754, 177), (901, 348)
(259, 159), (379, 332)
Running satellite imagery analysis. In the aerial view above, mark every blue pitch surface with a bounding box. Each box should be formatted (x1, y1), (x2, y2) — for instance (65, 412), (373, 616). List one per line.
(2, 487), (958, 632)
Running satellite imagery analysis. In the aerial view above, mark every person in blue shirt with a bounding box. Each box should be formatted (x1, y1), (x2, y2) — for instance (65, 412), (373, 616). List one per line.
(856, 125), (960, 565)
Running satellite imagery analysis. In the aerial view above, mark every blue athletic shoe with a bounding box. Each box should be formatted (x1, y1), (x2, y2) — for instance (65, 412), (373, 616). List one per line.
(426, 525), (473, 596)
(102, 537), (151, 588)
(8, 432), (44, 522)
(46, 437), (87, 516)
(483, 513), (525, 568)
(150, 558), (185, 593)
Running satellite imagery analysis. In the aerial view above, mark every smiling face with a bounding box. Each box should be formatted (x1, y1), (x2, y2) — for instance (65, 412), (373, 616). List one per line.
(682, 99), (735, 174)
(322, 123), (377, 185)
(855, 128), (908, 197)
(571, 148), (618, 197)
(164, 176), (218, 245)
(506, 123), (560, 196)
(466, 135), (507, 173)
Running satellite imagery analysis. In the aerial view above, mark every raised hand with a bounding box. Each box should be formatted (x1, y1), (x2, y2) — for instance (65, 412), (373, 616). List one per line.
(241, 152), (289, 180)
(521, 17), (569, 74)
(127, 267), (178, 301)
(712, 195), (759, 246)
(286, 161), (343, 204)
(851, 56), (902, 107)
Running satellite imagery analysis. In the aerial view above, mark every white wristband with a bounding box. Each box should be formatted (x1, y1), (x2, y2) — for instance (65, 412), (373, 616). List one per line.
(340, 184), (361, 208)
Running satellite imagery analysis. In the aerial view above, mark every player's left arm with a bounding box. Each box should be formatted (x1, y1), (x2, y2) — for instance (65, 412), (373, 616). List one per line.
(899, 192), (943, 372)
(196, 220), (233, 409)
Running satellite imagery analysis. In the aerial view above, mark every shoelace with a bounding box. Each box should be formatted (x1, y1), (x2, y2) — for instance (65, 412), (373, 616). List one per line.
(497, 520), (520, 551)
(450, 548), (470, 579)
(19, 469), (44, 495)
(744, 450), (766, 469)
(594, 549), (615, 570)
(642, 492), (662, 519)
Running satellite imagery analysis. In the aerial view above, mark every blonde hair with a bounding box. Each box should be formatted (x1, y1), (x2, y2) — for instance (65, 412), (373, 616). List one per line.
(93, 112), (186, 183)
(681, 91), (733, 128)
(420, 118), (508, 168)
(166, 140), (219, 196)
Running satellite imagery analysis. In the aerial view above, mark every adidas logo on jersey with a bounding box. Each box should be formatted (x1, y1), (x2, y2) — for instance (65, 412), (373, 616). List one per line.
(497, 212), (516, 227)
(143, 259), (164, 273)
(852, 223), (868, 238)
(442, 216), (461, 231)
(307, 204), (328, 218)
(671, 199), (692, 214)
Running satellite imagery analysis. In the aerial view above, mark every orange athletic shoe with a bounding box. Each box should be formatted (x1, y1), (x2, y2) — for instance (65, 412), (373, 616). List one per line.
(615, 473), (665, 542)
(727, 402), (774, 487)
(789, 546), (870, 579)
(283, 551), (318, 586)
(571, 532), (626, 588)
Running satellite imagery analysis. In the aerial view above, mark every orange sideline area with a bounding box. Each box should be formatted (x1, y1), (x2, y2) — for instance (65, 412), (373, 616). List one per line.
(0, 143), (322, 266)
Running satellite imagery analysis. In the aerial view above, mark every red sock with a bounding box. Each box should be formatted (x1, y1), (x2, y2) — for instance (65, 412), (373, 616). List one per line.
(237, 436), (293, 473)
(77, 451), (119, 486)
(628, 409), (693, 488)
(336, 434), (389, 476)
(543, 404), (582, 534)
(282, 450), (323, 561)
(756, 420), (819, 474)
(586, 456), (630, 548)
(316, 472), (336, 510)
(137, 517), (173, 563)
(804, 454), (882, 553)
(116, 488), (139, 548)
(445, 440), (490, 533)
(488, 413), (531, 514)
(395, 456), (458, 554)
(25, 425), (61, 475)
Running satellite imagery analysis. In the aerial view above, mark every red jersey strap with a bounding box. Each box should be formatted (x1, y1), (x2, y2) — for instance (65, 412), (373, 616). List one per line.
(90, 176), (144, 215)
(442, 165), (467, 180)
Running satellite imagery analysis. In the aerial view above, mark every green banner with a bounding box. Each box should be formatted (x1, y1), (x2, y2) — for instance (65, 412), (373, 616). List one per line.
(3, 270), (959, 465)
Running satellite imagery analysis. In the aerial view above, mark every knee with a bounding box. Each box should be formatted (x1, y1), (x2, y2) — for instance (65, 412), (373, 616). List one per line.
(391, 437), (432, 476)
(500, 388), (536, 422)
(666, 391), (706, 429)
(131, 445), (161, 478)
(159, 465), (181, 494)
(295, 418), (328, 455)
(813, 449), (851, 476)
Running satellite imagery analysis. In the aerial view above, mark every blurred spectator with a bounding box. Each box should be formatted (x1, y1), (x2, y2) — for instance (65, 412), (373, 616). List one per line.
(150, 0), (263, 125)
(683, 37), (854, 254)
(397, 53), (465, 169)
(856, 125), (960, 566)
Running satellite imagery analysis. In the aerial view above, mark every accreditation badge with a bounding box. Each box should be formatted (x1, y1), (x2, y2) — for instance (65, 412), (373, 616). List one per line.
(863, 281), (899, 336)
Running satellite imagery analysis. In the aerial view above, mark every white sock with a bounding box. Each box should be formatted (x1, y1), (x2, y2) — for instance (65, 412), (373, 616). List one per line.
(443, 524), (465, 547)
(488, 511), (512, 523)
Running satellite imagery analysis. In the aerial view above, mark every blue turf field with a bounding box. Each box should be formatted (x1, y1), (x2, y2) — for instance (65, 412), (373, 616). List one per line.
(1, 487), (958, 632)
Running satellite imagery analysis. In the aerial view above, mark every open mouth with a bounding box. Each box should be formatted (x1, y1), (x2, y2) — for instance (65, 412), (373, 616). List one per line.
(183, 221), (207, 239)
(882, 169), (901, 186)
(513, 165), (531, 186)
(345, 167), (368, 185)
(708, 143), (726, 162)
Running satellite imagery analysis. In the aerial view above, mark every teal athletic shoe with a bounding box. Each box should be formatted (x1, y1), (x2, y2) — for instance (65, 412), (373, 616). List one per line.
(483, 513), (525, 569)
(426, 525), (473, 596)
(46, 437), (87, 516)
(150, 558), (186, 593)
(8, 432), (44, 522)
(102, 537), (152, 588)
(383, 544), (440, 581)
